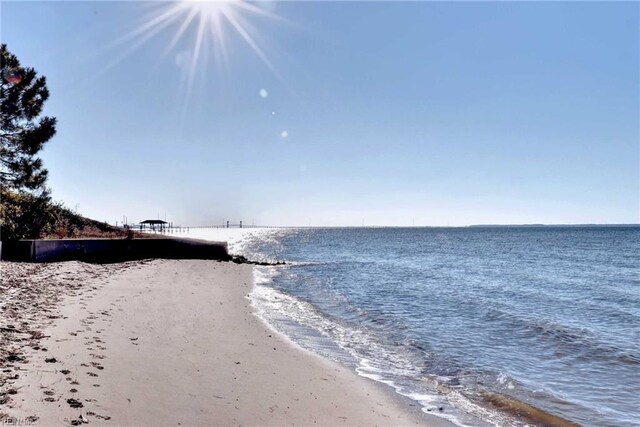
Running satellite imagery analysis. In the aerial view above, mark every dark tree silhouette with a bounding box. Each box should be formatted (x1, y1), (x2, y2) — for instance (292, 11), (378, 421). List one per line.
(1, 43), (56, 193)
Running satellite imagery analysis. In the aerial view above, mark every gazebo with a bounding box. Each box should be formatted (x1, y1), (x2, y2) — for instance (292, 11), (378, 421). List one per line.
(140, 219), (168, 232)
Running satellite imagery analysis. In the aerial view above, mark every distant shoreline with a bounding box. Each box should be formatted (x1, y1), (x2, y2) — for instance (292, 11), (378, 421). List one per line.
(466, 223), (640, 228)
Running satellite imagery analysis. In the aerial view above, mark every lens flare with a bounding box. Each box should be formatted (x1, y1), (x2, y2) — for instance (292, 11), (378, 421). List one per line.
(1, 68), (23, 85)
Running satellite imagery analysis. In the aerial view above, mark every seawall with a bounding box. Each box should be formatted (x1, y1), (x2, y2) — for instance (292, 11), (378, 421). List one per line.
(0, 237), (230, 263)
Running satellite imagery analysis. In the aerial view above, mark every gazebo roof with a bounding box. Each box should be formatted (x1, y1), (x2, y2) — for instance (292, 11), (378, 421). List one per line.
(140, 219), (168, 224)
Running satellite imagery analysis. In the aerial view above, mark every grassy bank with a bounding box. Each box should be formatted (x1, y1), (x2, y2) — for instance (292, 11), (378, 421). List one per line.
(0, 189), (147, 241)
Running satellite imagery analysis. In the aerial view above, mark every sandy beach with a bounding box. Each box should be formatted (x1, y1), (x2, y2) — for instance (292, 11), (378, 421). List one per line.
(0, 259), (449, 426)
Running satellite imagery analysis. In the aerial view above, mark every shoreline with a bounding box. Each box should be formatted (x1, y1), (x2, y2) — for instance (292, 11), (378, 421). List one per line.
(1, 259), (450, 426)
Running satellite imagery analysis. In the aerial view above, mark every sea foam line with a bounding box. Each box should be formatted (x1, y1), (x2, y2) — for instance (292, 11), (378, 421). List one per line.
(247, 266), (509, 427)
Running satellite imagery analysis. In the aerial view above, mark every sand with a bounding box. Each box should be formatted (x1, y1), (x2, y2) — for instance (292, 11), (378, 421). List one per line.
(0, 259), (450, 426)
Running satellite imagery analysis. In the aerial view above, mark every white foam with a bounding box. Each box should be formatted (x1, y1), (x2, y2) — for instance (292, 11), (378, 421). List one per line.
(248, 280), (488, 426)
(253, 265), (279, 286)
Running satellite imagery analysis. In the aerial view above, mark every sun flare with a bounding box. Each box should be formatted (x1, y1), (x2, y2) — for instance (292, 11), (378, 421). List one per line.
(168, 0), (278, 73)
(107, 0), (281, 97)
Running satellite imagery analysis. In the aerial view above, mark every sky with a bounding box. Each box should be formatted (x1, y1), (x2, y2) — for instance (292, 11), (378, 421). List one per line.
(1, 0), (638, 226)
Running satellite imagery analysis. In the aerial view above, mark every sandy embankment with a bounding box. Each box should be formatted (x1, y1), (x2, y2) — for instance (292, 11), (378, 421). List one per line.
(1, 259), (449, 426)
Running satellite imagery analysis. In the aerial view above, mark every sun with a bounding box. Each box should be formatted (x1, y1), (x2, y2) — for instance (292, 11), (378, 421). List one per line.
(107, 0), (281, 96)
(179, 0), (277, 75)
(178, 0), (237, 18)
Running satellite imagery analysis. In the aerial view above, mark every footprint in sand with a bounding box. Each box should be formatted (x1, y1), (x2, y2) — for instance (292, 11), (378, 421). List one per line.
(66, 398), (83, 408)
(87, 372), (99, 377)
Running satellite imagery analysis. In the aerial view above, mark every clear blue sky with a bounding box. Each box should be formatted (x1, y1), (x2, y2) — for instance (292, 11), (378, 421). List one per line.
(2, 1), (638, 226)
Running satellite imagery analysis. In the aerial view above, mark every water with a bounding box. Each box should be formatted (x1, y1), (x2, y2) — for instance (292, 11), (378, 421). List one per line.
(196, 226), (640, 426)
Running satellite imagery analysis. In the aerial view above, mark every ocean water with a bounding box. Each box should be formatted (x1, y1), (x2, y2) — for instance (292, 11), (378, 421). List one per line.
(199, 226), (640, 426)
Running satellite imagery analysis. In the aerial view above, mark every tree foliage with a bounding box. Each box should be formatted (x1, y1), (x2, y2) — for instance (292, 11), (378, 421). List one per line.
(1, 43), (56, 193)
(0, 45), (138, 242)
(0, 188), (56, 241)
(1, 44), (57, 241)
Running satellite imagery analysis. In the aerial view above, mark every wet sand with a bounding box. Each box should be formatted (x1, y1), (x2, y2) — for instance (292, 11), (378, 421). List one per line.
(1, 259), (450, 426)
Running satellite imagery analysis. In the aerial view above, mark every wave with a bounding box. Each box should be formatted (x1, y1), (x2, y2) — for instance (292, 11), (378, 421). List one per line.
(249, 269), (579, 427)
(240, 227), (640, 427)
(285, 261), (327, 267)
(250, 271), (465, 424)
(481, 308), (640, 366)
